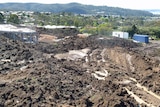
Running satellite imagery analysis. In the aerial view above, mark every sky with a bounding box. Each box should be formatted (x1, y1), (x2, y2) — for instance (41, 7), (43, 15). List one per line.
(0, 0), (160, 10)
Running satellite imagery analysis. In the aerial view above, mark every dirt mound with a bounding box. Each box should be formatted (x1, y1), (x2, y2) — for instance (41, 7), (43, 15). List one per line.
(36, 27), (79, 38)
(0, 35), (160, 106)
(0, 36), (43, 73)
(39, 34), (57, 43)
(32, 36), (141, 54)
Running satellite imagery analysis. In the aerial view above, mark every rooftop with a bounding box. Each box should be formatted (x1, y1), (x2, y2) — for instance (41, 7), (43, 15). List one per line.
(134, 34), (149, 37)
(0, 24), (36, 33)
(37, 25), (76, 29)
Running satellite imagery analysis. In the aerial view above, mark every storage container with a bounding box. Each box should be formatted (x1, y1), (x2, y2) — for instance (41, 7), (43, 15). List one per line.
(133, 34), (149, 43)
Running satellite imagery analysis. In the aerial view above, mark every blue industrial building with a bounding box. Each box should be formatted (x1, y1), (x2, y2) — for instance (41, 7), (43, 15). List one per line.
(133, 34), (149, 43)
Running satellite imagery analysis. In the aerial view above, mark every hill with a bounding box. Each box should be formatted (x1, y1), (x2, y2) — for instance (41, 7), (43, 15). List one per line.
(0, 3), (153, 16)
(147, 9), (160, 15)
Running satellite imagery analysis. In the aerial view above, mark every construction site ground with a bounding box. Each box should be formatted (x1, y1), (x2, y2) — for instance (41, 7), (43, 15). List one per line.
(0, 30), (160, 107)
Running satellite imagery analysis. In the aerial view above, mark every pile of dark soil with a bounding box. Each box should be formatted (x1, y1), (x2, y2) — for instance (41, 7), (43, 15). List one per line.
(0, 36), (44, 73)
(0, 35), (159, 107)
(29, 36), (141, 54)
(36, 27), (79, 38)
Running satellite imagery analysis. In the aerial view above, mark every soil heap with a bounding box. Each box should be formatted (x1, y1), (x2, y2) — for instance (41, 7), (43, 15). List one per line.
(0, 34), (160, 107)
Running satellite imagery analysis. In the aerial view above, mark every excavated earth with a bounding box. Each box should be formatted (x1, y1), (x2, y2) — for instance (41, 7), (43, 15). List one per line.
(0, 33), (160, 107)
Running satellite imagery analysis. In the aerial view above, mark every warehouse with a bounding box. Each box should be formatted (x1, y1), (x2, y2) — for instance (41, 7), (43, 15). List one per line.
(0, 24), (38, 43)
(133, 34), (149, 43)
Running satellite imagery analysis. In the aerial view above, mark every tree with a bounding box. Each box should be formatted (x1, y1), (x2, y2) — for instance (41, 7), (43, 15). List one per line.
(74, 19), (79, 27)
(80, 25), (97, 35)
(0, 13), (4, 23)
(7, 14), (20, 24)
(128, 25), (139, 38)
(97, 23), (113, 35)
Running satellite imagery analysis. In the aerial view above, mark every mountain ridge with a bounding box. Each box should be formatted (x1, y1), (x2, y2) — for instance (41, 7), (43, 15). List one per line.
(0, 2), (153, 16)
(147, 9), (160, 15)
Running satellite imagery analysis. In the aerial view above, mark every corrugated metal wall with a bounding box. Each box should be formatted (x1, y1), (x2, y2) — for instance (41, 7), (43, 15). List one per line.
(112, 31), (129, 39)
(133, 34), (149, 43)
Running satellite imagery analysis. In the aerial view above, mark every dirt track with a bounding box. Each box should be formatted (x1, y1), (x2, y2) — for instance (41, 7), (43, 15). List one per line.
(0, 34), (160, 107)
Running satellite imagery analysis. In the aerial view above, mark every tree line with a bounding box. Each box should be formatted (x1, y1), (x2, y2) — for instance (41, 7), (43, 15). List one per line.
(1, 12), (160, 39)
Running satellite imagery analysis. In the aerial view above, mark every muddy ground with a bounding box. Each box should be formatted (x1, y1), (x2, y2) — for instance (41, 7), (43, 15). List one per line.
(0, 32), (160, 107)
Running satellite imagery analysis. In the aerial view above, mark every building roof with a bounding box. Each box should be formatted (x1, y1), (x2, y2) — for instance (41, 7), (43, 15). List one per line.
(134, 34), (148, 37)
(113, 31), (128, 33)
(0, 24), (36, 33)
(37, 25), (76, 29)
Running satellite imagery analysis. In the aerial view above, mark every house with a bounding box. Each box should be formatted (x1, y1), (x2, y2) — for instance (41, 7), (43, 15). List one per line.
(133, 34), (149, 43)
(112, 31), (129, 39)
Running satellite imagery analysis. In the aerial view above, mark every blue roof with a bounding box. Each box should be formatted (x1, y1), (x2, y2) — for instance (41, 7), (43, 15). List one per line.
(134, 34), (148, 37)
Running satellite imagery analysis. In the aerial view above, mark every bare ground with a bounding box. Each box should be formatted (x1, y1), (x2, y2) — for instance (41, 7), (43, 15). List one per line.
(0, 34), (160, 107)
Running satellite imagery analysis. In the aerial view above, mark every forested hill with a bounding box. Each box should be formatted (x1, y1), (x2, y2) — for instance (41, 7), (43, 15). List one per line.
(0, 3), (153, 16)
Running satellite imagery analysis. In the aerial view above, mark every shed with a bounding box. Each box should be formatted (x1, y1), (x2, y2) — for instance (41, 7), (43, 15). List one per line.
(112, 31), (129, 39)
(133, 34), (149, 43)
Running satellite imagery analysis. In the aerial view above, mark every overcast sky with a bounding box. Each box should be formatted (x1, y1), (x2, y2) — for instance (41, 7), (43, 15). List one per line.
(0, 0), (160, 10)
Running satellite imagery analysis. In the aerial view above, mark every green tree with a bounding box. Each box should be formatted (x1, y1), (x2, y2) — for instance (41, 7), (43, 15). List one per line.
(74, 19), (79, 27)
(0, 13), (4, 23)
(128, 25), (139, 38)
(151, 27), (160, 38)
(97, 23), (113, 35)
(80, 25), (97, 35)
(7, 14), (20, 24)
